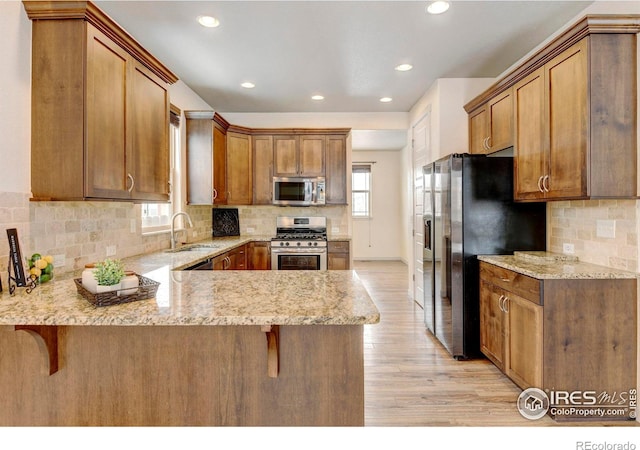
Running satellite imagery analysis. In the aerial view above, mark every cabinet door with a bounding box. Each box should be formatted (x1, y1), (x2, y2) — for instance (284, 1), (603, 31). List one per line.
(513, 67), (547, 201)
(505, 293), (543, 389)
(325, 135), (347, 204)
(274, 136), (298, 176)
(248, 242), (271, 270)
(212, 253), (228, 270)
(228, 245), (247, 270)
(253, 135), (274, 204)
(213, 124), (227, 204)
(299, 135), (325, 176)
(328, 241), (350, 270)
(487, 90), (513, 153)
(226, 132), (252, 204)
(479, 280), (505, 371)
(468, 106), (487, 154)
(129, 60), (170, 202)
(186, 117), (214, 205)
(85, 24), (130, 199)
(545, 39), (588, 199)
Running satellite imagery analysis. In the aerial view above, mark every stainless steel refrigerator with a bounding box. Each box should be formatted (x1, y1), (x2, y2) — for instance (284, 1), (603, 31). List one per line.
(422, 153), (546, 360)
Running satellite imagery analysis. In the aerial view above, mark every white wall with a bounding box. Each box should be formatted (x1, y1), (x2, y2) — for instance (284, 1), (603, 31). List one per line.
(352, 150), (403, 260)
(401, 78), (495, 290)
(0, 1), (31, 194)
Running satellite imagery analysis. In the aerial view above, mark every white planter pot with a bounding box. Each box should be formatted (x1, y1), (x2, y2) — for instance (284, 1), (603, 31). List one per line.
(96, 282), (121, 294)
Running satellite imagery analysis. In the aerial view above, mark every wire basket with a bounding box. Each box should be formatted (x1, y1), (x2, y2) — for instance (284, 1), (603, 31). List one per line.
(74, 274), (160, 307)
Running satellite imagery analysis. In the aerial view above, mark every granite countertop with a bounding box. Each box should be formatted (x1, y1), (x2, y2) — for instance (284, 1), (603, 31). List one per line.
(478, 251), (637, 280)
(0, 235), (378, 327)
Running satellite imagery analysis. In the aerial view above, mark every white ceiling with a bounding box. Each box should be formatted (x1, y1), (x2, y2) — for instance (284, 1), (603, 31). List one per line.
(96, 0), (593, 115)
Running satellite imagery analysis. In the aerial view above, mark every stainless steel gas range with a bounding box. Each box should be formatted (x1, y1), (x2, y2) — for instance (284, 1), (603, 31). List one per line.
(271, 216), (327, 270)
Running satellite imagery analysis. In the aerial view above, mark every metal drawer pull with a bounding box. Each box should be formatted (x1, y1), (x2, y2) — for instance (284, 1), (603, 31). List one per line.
(127, 173), (135, 193)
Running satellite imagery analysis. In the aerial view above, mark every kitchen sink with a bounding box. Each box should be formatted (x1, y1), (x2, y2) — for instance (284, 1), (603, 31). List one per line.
(165, 244), (222, 253)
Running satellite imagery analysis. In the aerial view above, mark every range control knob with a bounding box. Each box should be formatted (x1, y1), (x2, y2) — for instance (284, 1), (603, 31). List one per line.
(307, 242), (313, 247)
(285, 242), (290, 247)
(296, 242), (301, 247)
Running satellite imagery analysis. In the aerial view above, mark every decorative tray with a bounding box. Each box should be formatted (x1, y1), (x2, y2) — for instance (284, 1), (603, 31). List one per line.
(74, 274), (160, 307)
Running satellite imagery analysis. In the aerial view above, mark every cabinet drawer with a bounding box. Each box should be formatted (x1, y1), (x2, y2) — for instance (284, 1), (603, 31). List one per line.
(479, 262), (541, 305)
(328, 241), (350, 253)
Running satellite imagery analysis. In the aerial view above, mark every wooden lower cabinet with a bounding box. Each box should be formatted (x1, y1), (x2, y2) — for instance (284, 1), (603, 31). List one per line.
(248, 241), (271, 270)
(479, 261), (636, 420)
(0, 324), (364, 426)
(328, 241), (350, 270)
(213, 244), (247, 270)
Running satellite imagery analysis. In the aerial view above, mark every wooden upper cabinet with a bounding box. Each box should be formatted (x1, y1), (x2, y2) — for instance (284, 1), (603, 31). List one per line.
(25, 1), (177, 202)
(468, 106), (488, 154)
(188, 121), (348, 206)
(514, 35), (637, 201)
(299, 135), (325, 176)
(487, 90), (513, 152)
(468, 89), (513, 155)
(325, 135), (347, 204)
(466, 16), (639, 202)
(185, 112), (228, 205)
(129, 61), (171, 202)
(274, 135), (325, 177)
(273, 136), (299, 177)
(226, 132), (253, 205)
(84, 24), (130, 199)
(253, 135), (274, 205)
(513, 68), (546, 201)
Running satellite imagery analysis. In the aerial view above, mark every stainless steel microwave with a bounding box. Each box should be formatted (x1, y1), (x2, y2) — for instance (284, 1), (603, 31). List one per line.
(272, 177), (326, 206)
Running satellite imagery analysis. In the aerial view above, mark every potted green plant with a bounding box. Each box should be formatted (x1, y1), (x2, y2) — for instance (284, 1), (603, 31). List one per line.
(94, 258), (125, 293)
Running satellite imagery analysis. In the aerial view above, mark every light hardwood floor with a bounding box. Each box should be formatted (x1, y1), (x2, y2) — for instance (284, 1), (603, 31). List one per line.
(354, 260), (638, 427)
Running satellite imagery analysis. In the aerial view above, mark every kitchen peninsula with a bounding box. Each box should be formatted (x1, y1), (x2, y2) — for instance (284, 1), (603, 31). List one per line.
(0, 238), (379, 426)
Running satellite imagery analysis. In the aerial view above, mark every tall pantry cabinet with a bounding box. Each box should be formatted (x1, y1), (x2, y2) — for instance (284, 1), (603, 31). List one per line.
(24, 1), (178, 202)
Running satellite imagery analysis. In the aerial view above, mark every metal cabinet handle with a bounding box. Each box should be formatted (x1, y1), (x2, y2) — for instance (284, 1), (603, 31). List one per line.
(486, 136), (492, 149)
(127, 173), (135, 193)
(503, 296), (509, 313)
(482, 137), (488, 150)
(543, 175), (550, 192)
(498, 295), (505, 312)
(212, 188), (218, 202)
(537, 175), (544, 193)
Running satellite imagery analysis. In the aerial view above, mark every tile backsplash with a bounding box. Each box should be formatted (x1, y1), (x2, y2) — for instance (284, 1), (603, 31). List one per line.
(0, 191), (350, 288)
(548, 199), (639, 272)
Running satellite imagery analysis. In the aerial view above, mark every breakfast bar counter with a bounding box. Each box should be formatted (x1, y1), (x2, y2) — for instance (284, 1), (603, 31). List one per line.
(0, 242), (379, 426)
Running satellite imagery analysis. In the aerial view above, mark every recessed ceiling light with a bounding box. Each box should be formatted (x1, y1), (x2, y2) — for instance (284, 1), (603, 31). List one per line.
(311, 95), (325, 101)
(197, 15), (220, 28)
(395, 64), (413, 72)
(380, 97), (393, 103)
(426, 1), (450, 15)
(241, 82), (255, 89)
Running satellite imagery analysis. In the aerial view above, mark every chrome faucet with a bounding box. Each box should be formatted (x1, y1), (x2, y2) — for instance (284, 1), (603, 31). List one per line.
(171, 212), (194, 249)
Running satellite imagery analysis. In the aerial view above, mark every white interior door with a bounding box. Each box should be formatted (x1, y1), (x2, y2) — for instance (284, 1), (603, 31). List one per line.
(412, 110), (431, 308)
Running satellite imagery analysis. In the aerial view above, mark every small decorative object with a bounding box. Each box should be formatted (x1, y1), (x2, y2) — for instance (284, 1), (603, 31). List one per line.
(74, 273), (159, 307)
(118, 270), (139, 295)
(81, 263), (98, 294)
(93, 258), (125, 293)
(27, 253), (54, 284)
(5, 228), (37, 295)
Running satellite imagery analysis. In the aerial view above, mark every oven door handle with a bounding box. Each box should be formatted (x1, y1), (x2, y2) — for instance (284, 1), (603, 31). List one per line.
(271, 247), (327, 254)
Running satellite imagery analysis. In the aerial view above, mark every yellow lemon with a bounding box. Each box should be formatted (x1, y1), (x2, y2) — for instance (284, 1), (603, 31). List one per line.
(44, 255), (54, 264)
(30, 267), (42, 277)
(35, 259), (48, 269)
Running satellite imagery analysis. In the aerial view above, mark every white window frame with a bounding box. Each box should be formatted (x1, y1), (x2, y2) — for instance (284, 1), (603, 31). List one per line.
(141, 107), (180, 234)
(352, 164), (372, 219)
